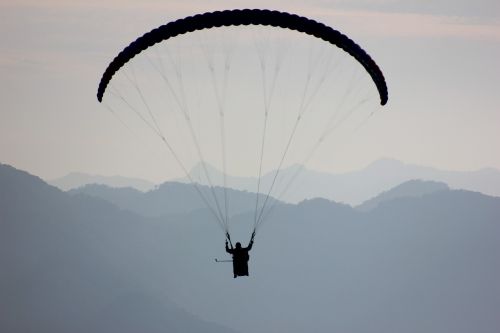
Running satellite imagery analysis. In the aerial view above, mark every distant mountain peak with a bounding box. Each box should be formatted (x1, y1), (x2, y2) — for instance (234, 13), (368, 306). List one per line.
(365, 157), (407, 169)
(189, 161), (221, 174)
(44, 157), (500, 205)
(357, 179), (450, 211)
(49, 172), (156, 192)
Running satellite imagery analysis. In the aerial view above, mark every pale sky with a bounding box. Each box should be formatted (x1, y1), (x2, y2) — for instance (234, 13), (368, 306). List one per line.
(1, 0), (499, 182)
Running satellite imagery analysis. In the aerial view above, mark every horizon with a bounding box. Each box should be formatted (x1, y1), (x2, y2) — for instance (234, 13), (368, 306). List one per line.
(34, 156), (500, 207)
(42, 156), (500, 184)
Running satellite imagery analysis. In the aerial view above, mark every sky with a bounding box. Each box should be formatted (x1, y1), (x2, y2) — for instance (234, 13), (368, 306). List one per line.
(1, 0), (499, 183)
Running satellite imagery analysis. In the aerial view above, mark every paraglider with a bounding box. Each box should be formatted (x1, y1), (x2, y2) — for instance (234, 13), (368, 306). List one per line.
(97, 9), (388, 277)
(224, 232), (255, 278)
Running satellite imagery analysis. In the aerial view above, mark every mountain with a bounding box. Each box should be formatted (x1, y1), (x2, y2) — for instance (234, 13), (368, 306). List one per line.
(2, 163), (500, 333)
(178, 159), (500, 205)
(348, 158), (500, 202)
(356, 179), (450, 211)
(0, 163), (237, 333)
(69, 181), (282, 218)
(49, 172), (155, 192)
(50, 158), (500, 206)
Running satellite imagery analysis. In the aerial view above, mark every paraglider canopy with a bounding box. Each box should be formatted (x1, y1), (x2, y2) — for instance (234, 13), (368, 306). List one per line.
(97, 9), (387, 105)
(97, 9), (388, 242)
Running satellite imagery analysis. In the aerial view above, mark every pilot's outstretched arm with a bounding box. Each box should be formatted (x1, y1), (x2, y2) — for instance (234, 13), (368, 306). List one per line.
(225, 241), (233, 254)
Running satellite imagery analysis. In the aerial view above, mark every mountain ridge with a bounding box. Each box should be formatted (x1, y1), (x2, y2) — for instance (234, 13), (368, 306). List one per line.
(0, 163), (239, 333)
(49, 172), (155, 192)
(3, 162), (500, 333)
(49, 158), (500, 205)
(356, 179), (450, 211)
(69, 181), (282, 218)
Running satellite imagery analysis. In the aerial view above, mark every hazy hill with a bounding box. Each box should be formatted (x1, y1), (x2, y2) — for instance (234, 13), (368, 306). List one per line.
(50, 159), (500, 206)
(356, 179), (450, 211)
(69, 181), (282, 218)
(49, 172), (155, 192)
(179, 159), (500, 205)
(0, 163), (237, 333)
(2, 163), (500, 333)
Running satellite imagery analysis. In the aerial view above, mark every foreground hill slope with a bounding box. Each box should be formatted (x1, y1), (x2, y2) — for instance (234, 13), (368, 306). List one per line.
(0, 163), (237, 333)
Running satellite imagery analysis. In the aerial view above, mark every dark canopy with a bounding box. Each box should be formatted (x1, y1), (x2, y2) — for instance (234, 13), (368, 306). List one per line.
(97, 9), (388, 105)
